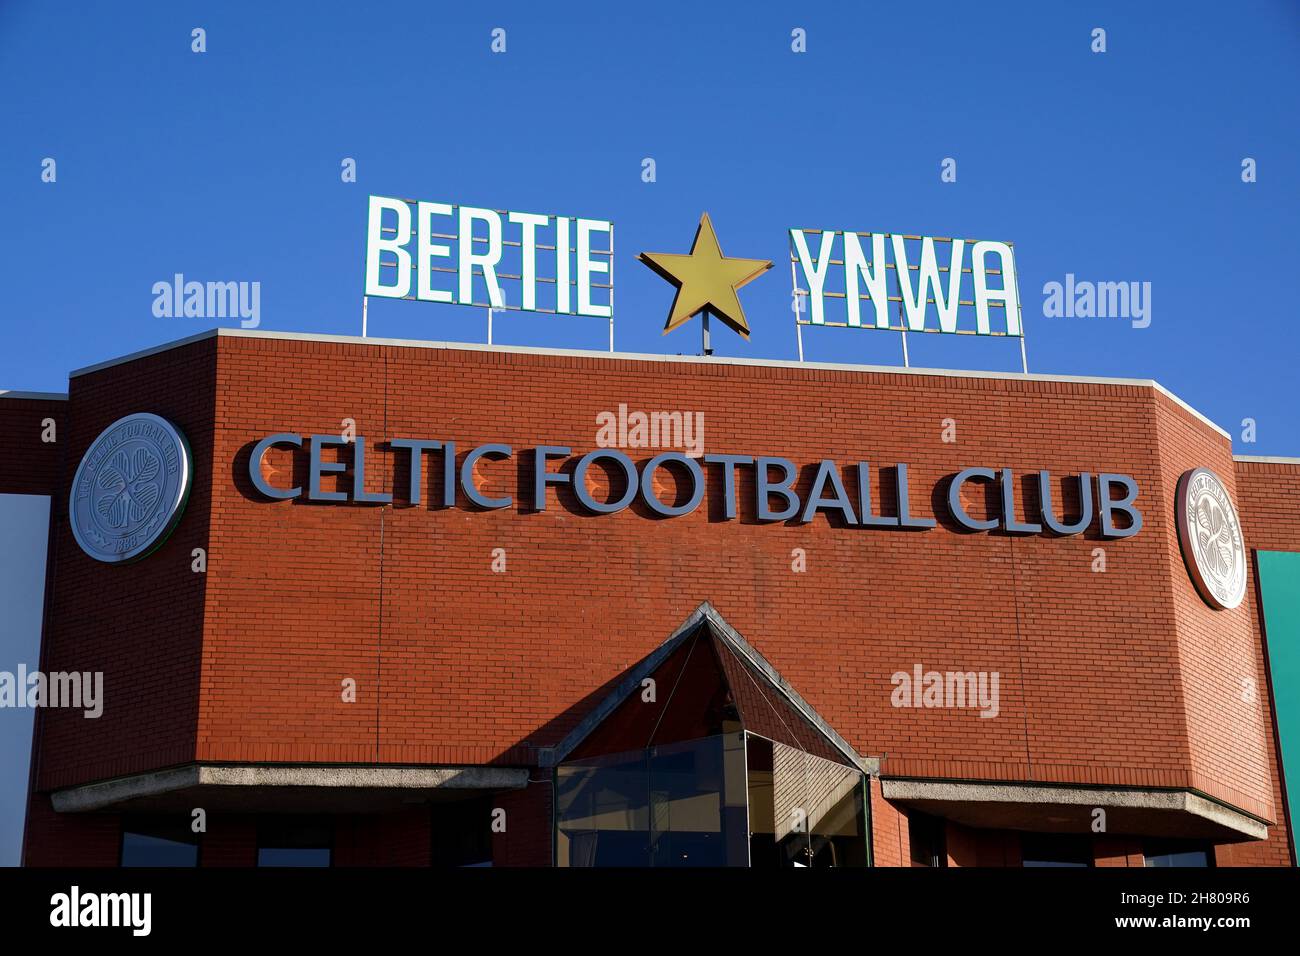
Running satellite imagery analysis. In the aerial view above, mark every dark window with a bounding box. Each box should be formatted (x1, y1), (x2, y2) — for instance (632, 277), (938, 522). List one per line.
(1021, 833), (1092, 867)
(1144, 840), (1213, 867)
(120, 816), (199, 867)
(908, 811), (947, 867)
(431, 796), (495, 867)
(257, 818), (332, 867)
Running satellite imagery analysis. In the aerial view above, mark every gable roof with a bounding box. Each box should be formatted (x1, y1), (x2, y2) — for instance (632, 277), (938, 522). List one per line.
(542, 601), (872, 772)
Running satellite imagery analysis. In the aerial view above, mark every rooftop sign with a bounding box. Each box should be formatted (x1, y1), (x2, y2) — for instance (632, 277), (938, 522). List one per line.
(363, 195), (614, 328)
(788, 229), (1024, 367)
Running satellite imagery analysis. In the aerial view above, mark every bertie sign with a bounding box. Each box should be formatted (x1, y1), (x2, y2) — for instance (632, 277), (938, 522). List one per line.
(364, 195), (613, 317)
(248, 433), (1143, 539)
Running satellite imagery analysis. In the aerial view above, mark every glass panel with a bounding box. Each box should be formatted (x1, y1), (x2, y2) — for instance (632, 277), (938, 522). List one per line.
(257, 847), (331, 867)
(0, 494), (50, 869)
(431, 796), (494, 867)
(556, 748), (649, 866)
(256, 817), (332, 868)
(1021, 833), (1092, 867)
(1144, 840), (1211, 867)
(907, 811), (947, 867)
(120, 818), (199, 868)
(648, 732), (747, 867)
(807, 762), (867, 867)
(746, 734), (779, 866)
(772, 739), (812, 865)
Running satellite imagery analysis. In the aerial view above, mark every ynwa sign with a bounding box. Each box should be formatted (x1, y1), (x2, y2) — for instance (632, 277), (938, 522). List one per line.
(790, 229), (1022, 337)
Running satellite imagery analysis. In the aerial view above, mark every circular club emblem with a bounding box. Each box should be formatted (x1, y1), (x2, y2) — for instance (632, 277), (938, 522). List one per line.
(70, 413), (191, 564)
(1175, 467), (1247, 610)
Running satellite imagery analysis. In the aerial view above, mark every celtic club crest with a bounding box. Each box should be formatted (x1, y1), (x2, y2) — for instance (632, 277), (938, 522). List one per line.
(70, 413), (192, 563)
(1175, 467), (1247, 610)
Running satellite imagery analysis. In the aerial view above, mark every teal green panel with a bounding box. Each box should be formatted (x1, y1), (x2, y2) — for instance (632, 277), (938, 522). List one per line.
(1257, 549), (1300, 859)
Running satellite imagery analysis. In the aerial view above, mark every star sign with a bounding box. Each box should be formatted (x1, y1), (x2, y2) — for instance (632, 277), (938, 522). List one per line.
(638, 213), (772, 340)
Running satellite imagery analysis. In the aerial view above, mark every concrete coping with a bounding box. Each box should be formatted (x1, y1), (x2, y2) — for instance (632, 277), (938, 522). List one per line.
(0, 389), (68, 401)
(1234, 455), (1300, 466)
(880, 778), (1268, 841)
(50, 764), (530, 813)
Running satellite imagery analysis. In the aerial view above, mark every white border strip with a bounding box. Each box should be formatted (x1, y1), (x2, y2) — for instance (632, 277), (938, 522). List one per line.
(68, 327), (1231, 439)
(1234, 455), (1300, 465)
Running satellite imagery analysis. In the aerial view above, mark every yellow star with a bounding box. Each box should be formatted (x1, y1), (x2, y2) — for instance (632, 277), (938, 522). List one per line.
(638, 213), (772, 340)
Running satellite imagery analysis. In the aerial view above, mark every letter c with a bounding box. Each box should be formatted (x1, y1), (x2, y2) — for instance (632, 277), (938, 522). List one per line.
(948, 467), (998, 531)
(250, 433), (302, 499)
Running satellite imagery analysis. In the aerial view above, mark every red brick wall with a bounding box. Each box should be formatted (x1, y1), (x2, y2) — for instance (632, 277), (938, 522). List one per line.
(945, 822), (1022, 867)
(1151, 397), (1274, 823)
(1217, 458), (1300, 867)
(198, 336), (1272, 814)
(19, 332), (1299, 866)
(0, 395), (65, 496)
(1093, 837), (1143, 867)
(492, 781), (553, 866)
(869, 778), (909, 867)
(28, 340), (215, 792)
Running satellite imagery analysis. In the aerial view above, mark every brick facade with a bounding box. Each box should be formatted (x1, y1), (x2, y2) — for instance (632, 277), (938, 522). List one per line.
(8, 330), (1298, 866)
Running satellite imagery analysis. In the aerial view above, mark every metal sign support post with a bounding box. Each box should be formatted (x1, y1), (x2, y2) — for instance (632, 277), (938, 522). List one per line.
(362, 295), (368, 338)
(788, 239), (805, 362)
(896, 278), (910, 368)
(1010, 243), (1028, 374)
(608, 222), (616, 352)
(702, 309), (713, 356)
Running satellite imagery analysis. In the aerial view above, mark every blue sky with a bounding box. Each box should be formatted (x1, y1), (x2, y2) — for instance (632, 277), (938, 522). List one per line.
(2, 1), (1298, 451)
(0, 0), (1298, 863)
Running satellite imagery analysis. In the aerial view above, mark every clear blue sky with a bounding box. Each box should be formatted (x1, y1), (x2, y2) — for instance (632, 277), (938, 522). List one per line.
(2, 1), (1298, 451)
(1, 0), (1298, 862)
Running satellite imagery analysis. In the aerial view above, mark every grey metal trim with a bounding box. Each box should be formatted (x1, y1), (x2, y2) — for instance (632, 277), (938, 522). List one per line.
(62, 327), (1231, 440)
(544, 601), (874, 774)
(543, 606), (712, 767)
(0, 390), (68, 401)
(696, 602), (874, 774)
(69, 330), (219, 378)
(50, 764), (529, 813)
(880, 779), (1268, 840)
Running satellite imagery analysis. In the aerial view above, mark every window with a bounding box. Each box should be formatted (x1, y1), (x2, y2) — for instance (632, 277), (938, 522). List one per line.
(555, 621), (867, 867)
(257, 818), (332, 867)
(1021, 833), (1092, 867)
(1144, 840), (1212, 867)
(908, 811), (947, 867)
(120, 816), (199, 867)
(431, 796), (495, 867)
